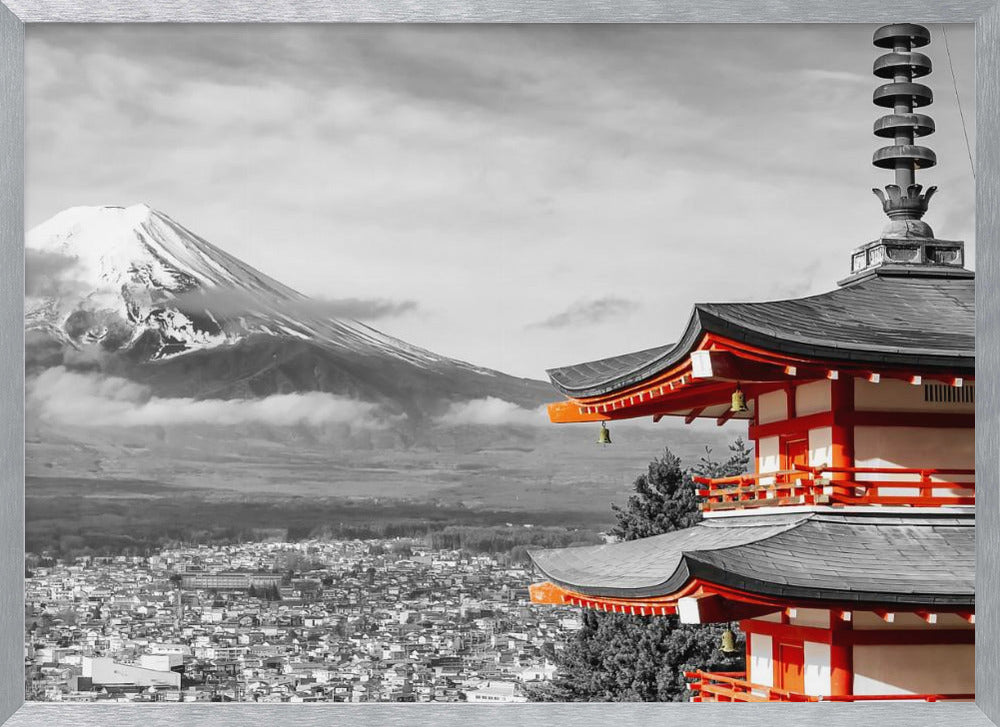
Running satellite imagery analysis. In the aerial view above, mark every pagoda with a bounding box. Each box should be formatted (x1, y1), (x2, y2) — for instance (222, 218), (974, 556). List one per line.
(527, 24), (975, 703)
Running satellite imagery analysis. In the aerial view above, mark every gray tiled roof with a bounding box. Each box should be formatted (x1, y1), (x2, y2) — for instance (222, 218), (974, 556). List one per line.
(528, 511), (974, 607)
(546, 272), (974, 398)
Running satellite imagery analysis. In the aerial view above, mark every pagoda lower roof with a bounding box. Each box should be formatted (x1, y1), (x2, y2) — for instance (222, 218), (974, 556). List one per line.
(528, 510), (974, 608)
(547, 272), (974, 398)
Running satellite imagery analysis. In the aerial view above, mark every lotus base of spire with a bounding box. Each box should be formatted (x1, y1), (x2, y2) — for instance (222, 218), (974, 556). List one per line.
(872, 184), (937, 238)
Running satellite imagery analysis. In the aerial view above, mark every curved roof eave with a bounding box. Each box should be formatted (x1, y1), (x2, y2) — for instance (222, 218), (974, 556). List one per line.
(528, 512), (975, 607)
(540, 557), (975, 608)
(527, 514), (805, 598)
(543, 307), (706, 399)
(545, 275), (975, 399)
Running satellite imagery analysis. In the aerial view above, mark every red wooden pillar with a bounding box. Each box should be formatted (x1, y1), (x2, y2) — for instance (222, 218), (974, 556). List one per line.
(785, 382), (796, 420)
(829, 377), (855, 497)
(829, 613), (853, 696)
(744, 620), (753, 682)
(771, 610), (790, 690)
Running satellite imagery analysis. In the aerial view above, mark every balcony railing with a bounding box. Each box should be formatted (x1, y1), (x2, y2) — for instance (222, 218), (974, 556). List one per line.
(693, 465), (974, 512)
(684, 670), (975, 702)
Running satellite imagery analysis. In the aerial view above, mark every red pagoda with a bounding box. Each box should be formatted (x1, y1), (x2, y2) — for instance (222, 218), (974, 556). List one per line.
(528, 23), (974, 703)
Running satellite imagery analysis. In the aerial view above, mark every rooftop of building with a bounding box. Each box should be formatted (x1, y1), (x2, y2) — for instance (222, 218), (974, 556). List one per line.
(547, 269), (974, 399)
(528, 509), (974, 607)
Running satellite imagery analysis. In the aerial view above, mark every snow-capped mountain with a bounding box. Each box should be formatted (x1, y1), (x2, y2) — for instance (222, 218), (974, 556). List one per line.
(26, 204), (551, 413)
(27, 204), (300, 355)
(27, 204), (484, 369)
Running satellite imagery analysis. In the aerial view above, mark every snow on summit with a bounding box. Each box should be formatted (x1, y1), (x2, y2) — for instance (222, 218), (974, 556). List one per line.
(28, 204), (300, 300)
(24, 204), (488, 371)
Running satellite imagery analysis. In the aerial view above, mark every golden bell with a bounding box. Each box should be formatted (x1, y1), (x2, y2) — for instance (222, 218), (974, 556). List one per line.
(730, 385), (748, 413)
(719, 628), (738, 654)
(597, 422), (612, 445)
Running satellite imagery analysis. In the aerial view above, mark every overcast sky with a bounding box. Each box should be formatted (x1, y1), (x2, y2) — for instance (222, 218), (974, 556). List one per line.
(26, 24), (975, 380)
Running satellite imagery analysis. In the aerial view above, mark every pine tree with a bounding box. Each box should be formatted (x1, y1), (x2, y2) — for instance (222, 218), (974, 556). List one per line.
(536, 438), (751, 702)
(610, 448), (699, 541)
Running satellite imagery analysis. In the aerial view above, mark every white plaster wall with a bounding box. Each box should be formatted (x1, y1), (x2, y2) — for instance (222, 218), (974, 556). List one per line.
(795, 380), (831, 416)
(758, 436), (780, 484)
(757, 389), (787, 425)
(808, 427), (833, 468)
(803, 641), (831, 696)
(854, 426), (974, 497)
(855, 378), (974, 413)
(750, 633), (774, 687)
(790, 608), (830, 629)
(853, 426), (973, 473)
(853, 644), (974, 696)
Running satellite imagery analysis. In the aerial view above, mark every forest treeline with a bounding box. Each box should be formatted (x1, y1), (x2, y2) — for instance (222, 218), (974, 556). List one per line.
(25, 478), (608, 561)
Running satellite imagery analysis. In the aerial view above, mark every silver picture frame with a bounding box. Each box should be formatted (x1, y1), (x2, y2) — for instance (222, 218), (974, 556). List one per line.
(2, 2), (998, 725)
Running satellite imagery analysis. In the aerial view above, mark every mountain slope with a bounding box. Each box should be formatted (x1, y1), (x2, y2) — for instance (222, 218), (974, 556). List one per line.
(26, 204), (553, 413)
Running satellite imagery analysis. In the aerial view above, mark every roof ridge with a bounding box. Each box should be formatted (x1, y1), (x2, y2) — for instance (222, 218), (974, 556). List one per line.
(808, 511), (975, 526)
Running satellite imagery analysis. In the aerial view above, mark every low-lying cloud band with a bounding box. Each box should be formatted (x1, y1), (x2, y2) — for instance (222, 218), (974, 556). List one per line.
(28, 367), (391, 429)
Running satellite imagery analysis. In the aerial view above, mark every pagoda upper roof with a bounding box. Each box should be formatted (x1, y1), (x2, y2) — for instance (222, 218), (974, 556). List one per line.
(528, 510), (974, 608)
(547, 270), (974, 399)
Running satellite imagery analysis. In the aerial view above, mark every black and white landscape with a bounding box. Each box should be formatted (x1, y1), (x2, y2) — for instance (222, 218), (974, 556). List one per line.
(25, 202), (727, 551)
(25, 203), (551, 426)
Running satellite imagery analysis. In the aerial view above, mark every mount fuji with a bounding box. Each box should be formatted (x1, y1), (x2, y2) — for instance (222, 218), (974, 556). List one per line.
(24, 204), (730, 517)
(25, 204), (553, 417)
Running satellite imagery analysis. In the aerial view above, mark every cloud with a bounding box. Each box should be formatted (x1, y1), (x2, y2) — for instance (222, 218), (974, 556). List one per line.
(24, 25), (975, 379)
(172, 288), (417, 322)
(528, 297), (638, 330)
(25, 248), (86, 298)
(437, 397), (547, 427)
(307, 296), (418, 320)
(760, 259), (823, 301)
(797, 68), (870, 86)
(28, 366), (390, 429)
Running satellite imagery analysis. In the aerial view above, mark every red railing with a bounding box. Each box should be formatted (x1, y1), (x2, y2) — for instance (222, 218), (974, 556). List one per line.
(684, 670), (809, 702)
(684, 670), (975, 703)
(693, 465), (974, 512)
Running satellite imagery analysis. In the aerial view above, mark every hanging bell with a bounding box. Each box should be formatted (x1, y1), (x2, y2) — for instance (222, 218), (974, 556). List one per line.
(730, 385), (748, 413)
(597, 421), (612, 445)
(719, 628), (738, 654)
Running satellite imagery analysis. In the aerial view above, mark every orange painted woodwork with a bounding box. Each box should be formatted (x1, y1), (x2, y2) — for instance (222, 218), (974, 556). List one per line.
(783, 438), (809, 470)
(748, 410), (973, 442)
(691, 349), (815, 382)
(695, 464), (975, 511)
(777, 643), (805, 693)
(545, 329), (974, 425)
(528, 581), (569, 605)
(527, 580), (693, 614)
(546, 400), (609, 423)
(749, 411), (835, 440)
(716, 408), (738, 426)
(533, 578), (976, 627)
(684, 671), (974, 703)
(741, 617), (973, 648)
(830, 639), (853, 696)
(829, 376), (855, 482)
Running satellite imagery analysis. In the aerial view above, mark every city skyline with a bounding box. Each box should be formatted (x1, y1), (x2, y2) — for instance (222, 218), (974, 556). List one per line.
(26, 537), (567, 703)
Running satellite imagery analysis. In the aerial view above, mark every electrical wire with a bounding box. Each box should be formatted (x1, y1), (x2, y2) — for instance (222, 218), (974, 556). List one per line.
(941, 24), (976, 180)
